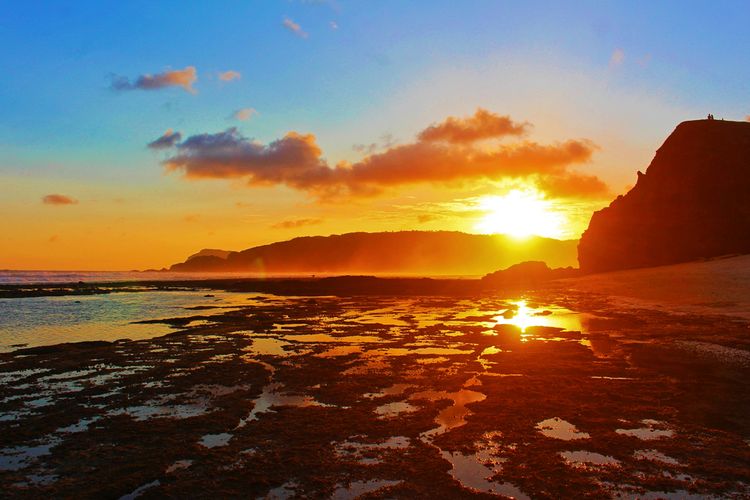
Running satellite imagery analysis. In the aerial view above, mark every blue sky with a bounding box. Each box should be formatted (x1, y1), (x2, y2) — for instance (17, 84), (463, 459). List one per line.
(1, 1), (749, 269)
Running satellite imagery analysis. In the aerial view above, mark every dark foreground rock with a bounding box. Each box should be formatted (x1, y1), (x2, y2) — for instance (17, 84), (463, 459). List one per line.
(579, 119), (750, 273)
(482, 261), (579, 286)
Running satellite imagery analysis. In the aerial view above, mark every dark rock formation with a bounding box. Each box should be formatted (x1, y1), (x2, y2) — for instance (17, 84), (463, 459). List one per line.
(579, 119), (750, 273)
(170, 231), (578, 275)
(481, 261), (578, 287)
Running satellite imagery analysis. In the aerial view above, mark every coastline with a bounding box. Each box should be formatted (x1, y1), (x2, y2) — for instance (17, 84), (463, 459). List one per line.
(2, 258), (750, 497)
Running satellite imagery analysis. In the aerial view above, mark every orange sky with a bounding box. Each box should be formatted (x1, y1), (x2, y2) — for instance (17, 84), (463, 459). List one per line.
(4, 2), (736, 270)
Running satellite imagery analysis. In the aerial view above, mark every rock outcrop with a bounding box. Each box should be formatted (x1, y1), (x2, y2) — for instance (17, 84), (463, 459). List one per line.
(481, 261), (578, 287)
(579, 119), (750, 273)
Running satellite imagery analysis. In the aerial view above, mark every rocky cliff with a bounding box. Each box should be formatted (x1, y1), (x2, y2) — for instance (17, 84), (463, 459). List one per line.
(578, 119), (750, 273)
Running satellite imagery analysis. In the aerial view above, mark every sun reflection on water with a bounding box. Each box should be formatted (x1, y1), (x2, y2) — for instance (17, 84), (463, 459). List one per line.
(493, 300), (585, 336)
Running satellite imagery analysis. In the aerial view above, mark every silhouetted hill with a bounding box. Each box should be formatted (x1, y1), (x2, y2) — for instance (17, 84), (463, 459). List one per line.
(579, 119), (750, 273)
(187, 249), (232, 261)
(170, 231), (578, 275)
(482, 261), (578, 286)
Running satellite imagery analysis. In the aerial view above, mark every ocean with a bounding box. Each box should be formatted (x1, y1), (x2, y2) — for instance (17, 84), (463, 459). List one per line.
(0, 270), (267, 285)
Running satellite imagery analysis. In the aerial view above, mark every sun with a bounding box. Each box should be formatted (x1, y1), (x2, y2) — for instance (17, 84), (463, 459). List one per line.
(474, 189), (565, 239)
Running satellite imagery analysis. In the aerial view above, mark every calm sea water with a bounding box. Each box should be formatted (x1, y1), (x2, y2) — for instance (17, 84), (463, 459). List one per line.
(0, 290), (271, 352)
(0, 270), (269, 285)
(0, 270), (476, 285)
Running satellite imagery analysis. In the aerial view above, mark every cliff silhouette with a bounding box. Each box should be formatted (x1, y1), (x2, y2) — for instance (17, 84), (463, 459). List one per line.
(170, 231), (577, 275)
(579, 119), (750, 273)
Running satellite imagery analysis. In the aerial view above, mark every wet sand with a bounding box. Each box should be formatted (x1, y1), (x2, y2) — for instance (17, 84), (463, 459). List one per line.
(1, 281), (750, 498)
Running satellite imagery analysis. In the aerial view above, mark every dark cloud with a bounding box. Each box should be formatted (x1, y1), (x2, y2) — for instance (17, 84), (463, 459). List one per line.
(271, 218), (322, 229)
(147, 129), (182, 150)
(112, 66), (197, 93)
(417, 214), (438, 223)
(42, 194), (78, 205)
(154, 110), (608, 199)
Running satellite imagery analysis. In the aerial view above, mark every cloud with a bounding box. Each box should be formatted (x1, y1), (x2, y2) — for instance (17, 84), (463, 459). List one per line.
(218, 70), (241, 82)
(148, 129), (182, 150)
(231, 108), (257, 121)
(42, 194), (78, 205)
(271, 218), (322, 229)
(154, 109), (608, 199)
(535, 172), (609, 198)
(417, 214), (437, 223)
(112, 66), (197, 93)
(330, 21), (339, 30)
(283, 17), (308, 38)
(418, 109), (528, 143)
(609, 48), (625, 67)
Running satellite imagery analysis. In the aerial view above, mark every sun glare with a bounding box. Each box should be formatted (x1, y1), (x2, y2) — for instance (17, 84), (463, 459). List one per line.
(475, 189), (565, 239)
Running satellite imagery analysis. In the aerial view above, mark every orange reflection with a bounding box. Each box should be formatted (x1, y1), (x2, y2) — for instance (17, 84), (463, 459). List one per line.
(493, 300), (585, 338)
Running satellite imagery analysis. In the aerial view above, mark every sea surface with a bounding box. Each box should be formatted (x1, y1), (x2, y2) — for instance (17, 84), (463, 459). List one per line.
(0, 270), (478, 285)
(0, 290), (274, 352)
(0, 270), (272, 285)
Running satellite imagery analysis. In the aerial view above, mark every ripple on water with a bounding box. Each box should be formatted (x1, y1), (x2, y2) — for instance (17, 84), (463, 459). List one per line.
(616, 420), (674, 440)
(199, 433), (233, 449)
(285, 334), (383, 343)
(536, 418), (590, 441)
(119, 479), (160, 500)
(442, 449), (529, 499)
(411, 388), (487, 438)
(633, 449), (681, 465)
(374, 401), (418, 418)
(165, 460), (193, 473)
(242, 337), (294, 357)
(331, 479), (401, 499)
(0, 438), (61, 472)
(335, 436), (410, 465)
(236, 382), (332, 427)
(559, 450), (620, 468)
(363, 383), (414, 399)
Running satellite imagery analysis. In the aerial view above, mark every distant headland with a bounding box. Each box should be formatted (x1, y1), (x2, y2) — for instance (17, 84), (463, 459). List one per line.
(167, 231), (577, 276)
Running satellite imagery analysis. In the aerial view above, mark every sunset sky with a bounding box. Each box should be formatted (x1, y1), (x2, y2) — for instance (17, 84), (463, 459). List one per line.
(2, 1), (749, 270)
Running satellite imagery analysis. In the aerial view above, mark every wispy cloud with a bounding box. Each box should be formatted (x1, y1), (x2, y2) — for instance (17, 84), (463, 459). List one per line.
(609, 48), (625, 67)
(111, 66), (197, 93)
(218, 70), (241, 82)
(329, 21), (339, 30)
(636, 53), (652, 68)
(42, 194), (78, 205)
(152, 109), (608, 200)
(283, 17), (308, 38)
(231, 108), (257, 121)
(271, 218), (322, 229)
(147, 129), (182, 150)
